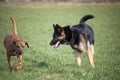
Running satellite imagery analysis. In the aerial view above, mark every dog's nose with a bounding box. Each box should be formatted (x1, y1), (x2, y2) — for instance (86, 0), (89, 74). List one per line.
(49, 41), (54, 45)
(16, 50), (23, 55)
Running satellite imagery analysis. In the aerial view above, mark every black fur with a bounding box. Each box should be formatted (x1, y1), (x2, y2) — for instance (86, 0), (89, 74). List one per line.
(50, 15), (95, 68)
(50, 14), (94, 51)
(79, 15), (94, 24)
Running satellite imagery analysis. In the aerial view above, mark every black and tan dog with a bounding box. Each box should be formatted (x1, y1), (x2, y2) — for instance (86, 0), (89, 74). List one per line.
(50, 15), (95, 68)
(3, 17), (29, 72)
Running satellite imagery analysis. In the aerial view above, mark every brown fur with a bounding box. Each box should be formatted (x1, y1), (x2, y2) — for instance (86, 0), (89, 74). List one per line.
(3, 17), (29, 72)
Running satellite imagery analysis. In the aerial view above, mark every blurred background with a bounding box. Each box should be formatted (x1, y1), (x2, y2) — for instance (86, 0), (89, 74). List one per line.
(0, 0), (120, 80)
(0, 0), (120, 3)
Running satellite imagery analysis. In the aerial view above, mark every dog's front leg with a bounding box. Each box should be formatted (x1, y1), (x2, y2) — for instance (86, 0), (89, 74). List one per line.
(7, 54), (13, 72)
(74, 50), (82, 67)
(16, 55), (22, 70)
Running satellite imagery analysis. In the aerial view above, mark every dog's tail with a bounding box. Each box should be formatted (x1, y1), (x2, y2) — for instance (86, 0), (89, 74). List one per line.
(10, 17), (17, 35)
(79, 15), (94, 24)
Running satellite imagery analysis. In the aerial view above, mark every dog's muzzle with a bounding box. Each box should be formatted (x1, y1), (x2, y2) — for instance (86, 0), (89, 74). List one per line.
(49, 41), (54, 45)
(49, 40), (61, 48)
(15, 49), (23, 55)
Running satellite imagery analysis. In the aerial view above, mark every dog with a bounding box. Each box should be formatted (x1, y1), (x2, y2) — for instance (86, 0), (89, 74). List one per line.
(3, 17), (29, 72)
(50, 15), (95, 68)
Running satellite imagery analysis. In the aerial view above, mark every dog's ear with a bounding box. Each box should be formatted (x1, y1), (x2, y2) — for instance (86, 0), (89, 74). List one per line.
(53, 24), (61, 29)
(63, 25), (71, 32)
(56, 24), (64, 33)
(65, 25), (70, 29)
(56, 24), (61, 27)
(25, 42), (29, 48)
(53, 24), (55, 28)
(53, 24), (63, 33)
(53, 24), (56, 30)
(63, 25), (72, 39)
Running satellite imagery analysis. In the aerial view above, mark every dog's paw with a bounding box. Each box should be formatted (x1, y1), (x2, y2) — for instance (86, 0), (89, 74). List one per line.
(10, 69), (14, 73)
(15, 65), (22, 71)
(9, 67), (14, 72)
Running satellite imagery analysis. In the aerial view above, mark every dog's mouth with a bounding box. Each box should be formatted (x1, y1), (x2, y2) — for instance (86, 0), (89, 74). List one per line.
(15, 50), (23, 55)
(54, 41), (60, 48)
(50, 40), (61, 48)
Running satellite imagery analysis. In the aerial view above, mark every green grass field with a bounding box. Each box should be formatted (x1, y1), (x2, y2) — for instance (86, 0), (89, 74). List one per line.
(0, 2), (120, 80)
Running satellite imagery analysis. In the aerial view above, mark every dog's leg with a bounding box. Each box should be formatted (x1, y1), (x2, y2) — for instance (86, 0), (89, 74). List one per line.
(16, 55), (22, 70)
(74, 50), (82, 67)
(7, 54), (13, 72)
(90, 44), (94, 55)
(86, 47), (95, 68)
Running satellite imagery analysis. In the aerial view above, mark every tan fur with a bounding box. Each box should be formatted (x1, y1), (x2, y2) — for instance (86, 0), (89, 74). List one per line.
(73, 34), (95, 68)
(10, 17), (17, 35)
(3, 17), (28, 72)
(74, 50), (82, 67)
(58, 30), (65, 40)
(90, 44), (94, 55)
(86, 45), (95, 68)
(79, 34), (87, 52)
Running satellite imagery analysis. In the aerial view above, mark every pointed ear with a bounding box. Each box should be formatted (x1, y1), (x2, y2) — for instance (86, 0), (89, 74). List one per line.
(53, 24), (61, 29)
(53, 24), (58, 31)
(56, 24), (59, 27)
(25, 42), (29, 48)
(55, 24), (64, 33)
(67, 25), (71, 33)
(53, 24), (55, 28)
(66, 25), (70, 29)
(56, 24), (61, 28)
(63, 25), (70, 31)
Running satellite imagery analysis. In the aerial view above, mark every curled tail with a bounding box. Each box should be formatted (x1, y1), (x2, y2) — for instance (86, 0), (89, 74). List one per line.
(10, 17), (17, 35)
(80, 15), (94, 24)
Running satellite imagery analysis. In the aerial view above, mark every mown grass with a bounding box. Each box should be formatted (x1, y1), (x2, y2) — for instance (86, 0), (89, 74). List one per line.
(0, 2), (120, 80)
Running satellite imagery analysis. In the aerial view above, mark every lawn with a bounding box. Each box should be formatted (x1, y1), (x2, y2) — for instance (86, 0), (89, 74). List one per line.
(0, 2), (120, 80)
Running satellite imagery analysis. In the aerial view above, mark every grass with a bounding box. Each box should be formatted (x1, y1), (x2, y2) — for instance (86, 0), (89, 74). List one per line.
(0, 2), (120, 80)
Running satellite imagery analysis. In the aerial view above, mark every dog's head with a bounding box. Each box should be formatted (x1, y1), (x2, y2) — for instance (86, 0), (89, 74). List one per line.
(49, 24), (72, 48)
(11, 39), (29, 55)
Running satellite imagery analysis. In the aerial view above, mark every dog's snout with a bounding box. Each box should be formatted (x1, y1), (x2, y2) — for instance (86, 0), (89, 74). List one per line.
(49, 41), (54, 45)
(16, 50), (23, 55)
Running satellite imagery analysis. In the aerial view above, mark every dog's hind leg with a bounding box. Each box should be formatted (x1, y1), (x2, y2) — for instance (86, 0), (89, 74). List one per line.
(86, 47), (95, 68)
(90, 44), (94, 55)
(74, 50), (82, 67)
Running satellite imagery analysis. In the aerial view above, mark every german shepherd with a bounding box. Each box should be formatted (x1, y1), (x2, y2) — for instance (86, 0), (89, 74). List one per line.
(50, 15), (95, 68)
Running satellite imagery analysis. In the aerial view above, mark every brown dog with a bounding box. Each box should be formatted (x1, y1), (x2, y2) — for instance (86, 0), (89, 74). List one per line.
(3, 17), (29, 72)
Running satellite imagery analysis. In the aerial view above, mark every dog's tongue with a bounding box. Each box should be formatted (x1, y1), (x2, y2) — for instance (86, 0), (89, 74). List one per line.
(54, 41), (60, 48)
